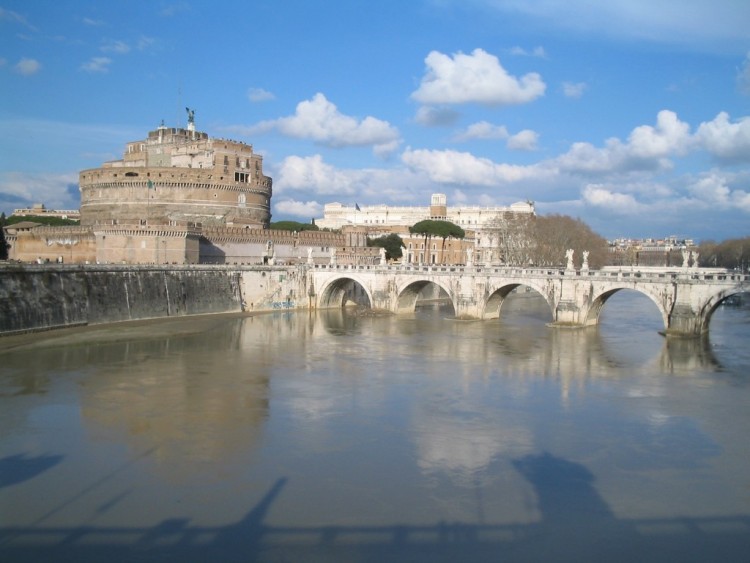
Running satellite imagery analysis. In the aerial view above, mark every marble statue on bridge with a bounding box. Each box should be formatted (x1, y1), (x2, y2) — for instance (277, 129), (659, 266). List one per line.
(566, 249), (574, 270)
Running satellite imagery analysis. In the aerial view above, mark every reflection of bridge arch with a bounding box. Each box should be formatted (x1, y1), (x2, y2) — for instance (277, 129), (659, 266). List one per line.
(483, 282), (555, 320)
(586, 286), (670, 331)
(317, 275), (373, 309)
(395, 279), (455, 314)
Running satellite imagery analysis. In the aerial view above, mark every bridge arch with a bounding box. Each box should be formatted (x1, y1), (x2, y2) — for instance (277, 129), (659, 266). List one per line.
(696, 287), (749, 333)
(395, 279), (455, 315)
(585, 285), (669, 331)
(317, 275), (374, 309)
(482, 281), (555, 320)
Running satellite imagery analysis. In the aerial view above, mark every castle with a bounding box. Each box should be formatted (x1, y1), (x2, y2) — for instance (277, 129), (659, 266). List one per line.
(5, 112), (375, 266)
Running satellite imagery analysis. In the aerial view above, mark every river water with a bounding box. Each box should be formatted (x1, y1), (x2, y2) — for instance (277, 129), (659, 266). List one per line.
(1, 290), (749, 562)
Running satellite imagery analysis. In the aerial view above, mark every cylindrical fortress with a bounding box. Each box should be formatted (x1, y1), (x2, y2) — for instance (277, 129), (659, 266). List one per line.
(79, 122), (272, 228)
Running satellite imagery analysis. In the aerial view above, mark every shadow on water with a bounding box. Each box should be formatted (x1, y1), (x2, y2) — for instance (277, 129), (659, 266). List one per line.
(2, 455), (749, 563)
(0, 454), (63, 489)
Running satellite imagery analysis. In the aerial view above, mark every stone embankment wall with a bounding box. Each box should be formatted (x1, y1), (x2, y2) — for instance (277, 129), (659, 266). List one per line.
(0, 264), (307, 335)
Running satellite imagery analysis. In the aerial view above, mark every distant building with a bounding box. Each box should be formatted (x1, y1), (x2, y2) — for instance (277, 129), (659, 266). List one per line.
(11, 203), (80, 221)
(316, 194), (535, 265)
(608, 236), (697, 267)
(317, 193), (534, 231)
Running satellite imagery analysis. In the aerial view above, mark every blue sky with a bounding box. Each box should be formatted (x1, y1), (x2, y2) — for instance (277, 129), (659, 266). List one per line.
(1, 0), (749, 242)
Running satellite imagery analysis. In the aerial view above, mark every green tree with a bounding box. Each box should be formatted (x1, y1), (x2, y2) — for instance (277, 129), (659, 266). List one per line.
(367, 233), (405, 261)
(268, 220), (319, 232)
(409, 220), (465, 264)
(5, 215), (79, 227)
(0, 212), (8, 260)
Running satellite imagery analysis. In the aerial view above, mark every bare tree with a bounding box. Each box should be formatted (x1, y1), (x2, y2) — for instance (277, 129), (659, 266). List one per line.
(699, 236), (750, 270)
(483, 212), (535, 266)
(531, 214), (609, 268)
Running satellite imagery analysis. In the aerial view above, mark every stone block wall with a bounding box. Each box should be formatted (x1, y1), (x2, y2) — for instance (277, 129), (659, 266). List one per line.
(0, 265), (245, 335)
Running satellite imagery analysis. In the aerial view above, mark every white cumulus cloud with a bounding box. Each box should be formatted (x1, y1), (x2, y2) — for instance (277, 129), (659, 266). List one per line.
(274, 199), (322, 218)
(687, 171), (750, 212)
(626, 110), (692, 159)
(275, 154), (358, 195)
(453, 121), (509, 142)
(507, 129), (539, 151)
(452, 121), (538, 150)
(411, 48), (546, 106)
(255, 93), (400, 153)
(0, 171), (79, 210)
(582, 184), (640, 213)
(14, 58), (41, 76)
(274, 154), (430, 202)
(555, 110), (692, 174)
(695, 112), (750, 163)
(401, 148), (539, 185)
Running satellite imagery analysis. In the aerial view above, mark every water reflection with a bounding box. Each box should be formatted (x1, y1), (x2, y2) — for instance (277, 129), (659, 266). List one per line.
(1, 293), (749, 562)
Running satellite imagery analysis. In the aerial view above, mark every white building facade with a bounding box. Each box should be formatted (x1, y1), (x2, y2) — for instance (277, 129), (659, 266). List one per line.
(315, 194), (536, 266)
(316, 194), (534, 230)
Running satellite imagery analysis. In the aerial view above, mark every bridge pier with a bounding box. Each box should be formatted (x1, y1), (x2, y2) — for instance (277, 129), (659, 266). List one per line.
(453, 299), (483, 320)
(665, 304), (705, 337)
(664, 282), (712, 337)
(549, 276), (589, 329)
(551, 299), (588, 329)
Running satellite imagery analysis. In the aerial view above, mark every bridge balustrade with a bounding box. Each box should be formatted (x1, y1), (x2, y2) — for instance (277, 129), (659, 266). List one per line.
(308, 262), (747, 337)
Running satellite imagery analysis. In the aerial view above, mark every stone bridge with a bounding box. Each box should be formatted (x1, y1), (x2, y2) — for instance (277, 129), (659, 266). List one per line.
(308, 263), (749, 337)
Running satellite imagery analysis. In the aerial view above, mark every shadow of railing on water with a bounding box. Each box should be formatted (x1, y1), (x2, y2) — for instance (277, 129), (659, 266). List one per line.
(2, 455), (749, 562)
(0, 454), (63, 490)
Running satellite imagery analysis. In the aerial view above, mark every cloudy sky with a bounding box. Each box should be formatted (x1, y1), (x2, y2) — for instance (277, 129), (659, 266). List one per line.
(1, 0), (749, 241)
